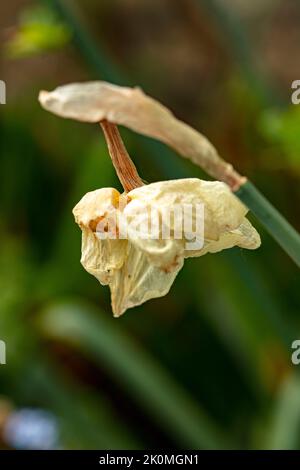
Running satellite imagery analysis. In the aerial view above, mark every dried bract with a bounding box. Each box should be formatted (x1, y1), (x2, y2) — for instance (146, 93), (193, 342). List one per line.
(39, 82), (244, 190)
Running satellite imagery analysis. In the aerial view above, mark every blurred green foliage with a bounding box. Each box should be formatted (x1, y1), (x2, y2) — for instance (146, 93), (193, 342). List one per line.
(0, 0), (300, 450)
(259, 107), (300, 168)
(4, 5), (71, 58)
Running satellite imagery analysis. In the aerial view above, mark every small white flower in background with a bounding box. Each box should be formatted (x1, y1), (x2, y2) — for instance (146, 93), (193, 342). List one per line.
(39, 81), (261, 317)
(3, 409), (59, 450)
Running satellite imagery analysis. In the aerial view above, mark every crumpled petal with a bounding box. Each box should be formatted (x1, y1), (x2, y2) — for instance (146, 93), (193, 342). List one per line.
(73, 178), (260, 316)
(109, 244), (182, 317)
(72, 186), (183, 316)
(73, 188), (127, 285)
(185, 219), (261, 258)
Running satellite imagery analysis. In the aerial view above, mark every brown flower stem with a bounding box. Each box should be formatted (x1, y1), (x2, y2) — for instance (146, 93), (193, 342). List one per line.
(100, 120), (143, 192)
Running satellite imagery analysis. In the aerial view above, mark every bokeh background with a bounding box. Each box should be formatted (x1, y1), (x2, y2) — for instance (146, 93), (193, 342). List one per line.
(0, 0), (300, 450)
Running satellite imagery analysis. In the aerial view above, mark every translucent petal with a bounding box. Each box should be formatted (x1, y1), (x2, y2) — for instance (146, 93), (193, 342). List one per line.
(109, 243), (183, 317)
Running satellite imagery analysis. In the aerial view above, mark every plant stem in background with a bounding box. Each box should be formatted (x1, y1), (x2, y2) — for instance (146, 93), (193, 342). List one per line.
(199, 0), (282, 107)
(44, 0), (124, 83)
(235, 181), (300, 267)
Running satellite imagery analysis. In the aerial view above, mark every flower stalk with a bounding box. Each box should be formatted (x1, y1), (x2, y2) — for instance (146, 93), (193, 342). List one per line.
(100, 120), (143, 192)
(235, 181), (300, 267)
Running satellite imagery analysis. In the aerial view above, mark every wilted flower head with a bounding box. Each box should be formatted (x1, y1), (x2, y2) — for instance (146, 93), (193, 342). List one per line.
(73, 179), (260, 316)
(39, 82), (260, 317)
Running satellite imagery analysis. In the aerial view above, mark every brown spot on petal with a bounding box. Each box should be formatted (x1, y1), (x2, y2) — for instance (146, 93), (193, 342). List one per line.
(162, 255), (181, 273)
(89, 215), (106, 232)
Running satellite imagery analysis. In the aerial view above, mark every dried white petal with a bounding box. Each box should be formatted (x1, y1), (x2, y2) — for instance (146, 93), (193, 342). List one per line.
(185, 219), (261, 258)
(80, 230), (127, 286)
(73, 188), (127, 287)
(72, 186), (183, 316)
(109, 244), (182, 317)
(127, 178), (248, 239)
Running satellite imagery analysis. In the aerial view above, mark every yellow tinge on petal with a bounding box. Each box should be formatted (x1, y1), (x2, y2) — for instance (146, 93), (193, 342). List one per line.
(73, 187), (183, 317)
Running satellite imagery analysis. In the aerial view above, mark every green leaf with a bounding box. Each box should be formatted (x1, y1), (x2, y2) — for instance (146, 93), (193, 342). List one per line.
(259, 107), (300, 167)
(264, 375), (300, 449)
(5, 5), (71, 59)
(37, 300), (233, 449)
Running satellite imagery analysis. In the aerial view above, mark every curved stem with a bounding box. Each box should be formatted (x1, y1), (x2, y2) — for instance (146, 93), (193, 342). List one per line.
(100, 120), (143, 192)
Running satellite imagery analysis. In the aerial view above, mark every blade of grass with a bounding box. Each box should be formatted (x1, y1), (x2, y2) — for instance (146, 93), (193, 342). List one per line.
(20, 360), (142, 449)
(199, 0), (282, 106)
(0, 238), (142, 449)
(43, 0), (123, 83)
(37, 300), (233, 449)
(41, 0), (191, 180)
(263, 374), (300, 449)
(236, 181), (300, 268)
(190, 256), (271, 398)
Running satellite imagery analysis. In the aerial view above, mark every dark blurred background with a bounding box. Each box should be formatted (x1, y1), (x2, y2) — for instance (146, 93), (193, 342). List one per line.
(0, 0), (300, 450)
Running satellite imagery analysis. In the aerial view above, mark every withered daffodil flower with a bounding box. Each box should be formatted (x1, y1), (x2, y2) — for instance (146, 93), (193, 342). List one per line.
(39, 82), (260, 317)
